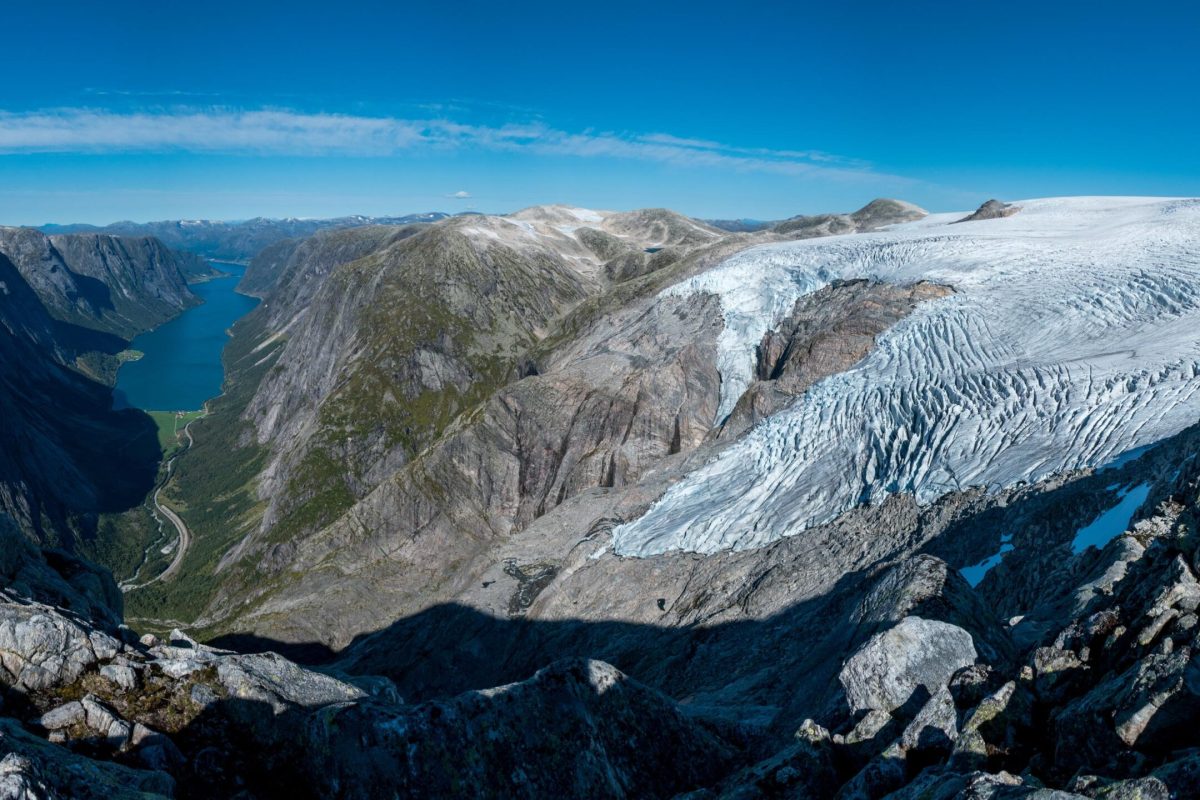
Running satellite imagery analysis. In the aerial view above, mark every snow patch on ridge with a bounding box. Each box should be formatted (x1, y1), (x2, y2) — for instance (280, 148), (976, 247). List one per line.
(614, 197), (1200, 556)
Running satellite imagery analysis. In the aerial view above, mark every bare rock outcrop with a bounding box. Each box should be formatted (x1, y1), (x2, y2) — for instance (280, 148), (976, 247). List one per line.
(719, 279), (953, 439)
(839, 617), (978, 715)
(772, 198), (927, 238)
(954, 199), (1021, 224)
(0, 597), (118, 691)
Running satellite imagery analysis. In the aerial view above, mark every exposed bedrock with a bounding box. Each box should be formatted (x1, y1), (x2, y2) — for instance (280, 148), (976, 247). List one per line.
(215, 277), (952, 653)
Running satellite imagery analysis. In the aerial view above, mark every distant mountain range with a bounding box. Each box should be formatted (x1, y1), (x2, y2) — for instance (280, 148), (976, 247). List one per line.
(39, 213), (457, 263)
(7, 197), (1200, 797)
(37, 203), (930, 264)
(704, 198), (928, 235)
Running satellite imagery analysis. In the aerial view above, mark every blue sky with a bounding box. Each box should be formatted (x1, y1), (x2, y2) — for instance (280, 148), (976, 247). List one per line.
(2, 0), (1197, 224)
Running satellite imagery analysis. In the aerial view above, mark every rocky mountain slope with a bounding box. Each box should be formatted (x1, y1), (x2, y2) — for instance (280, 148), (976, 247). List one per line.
(7, 195), (1199, 797)
(0, 251), (165, 546)
(0, 225), (212, 563)
(0, 228), (199, 343)
(135, 205), (755, 624)
(41, 213), (453, 263)
(4, 418), (1200, 797)
(770, 198), (927, 238)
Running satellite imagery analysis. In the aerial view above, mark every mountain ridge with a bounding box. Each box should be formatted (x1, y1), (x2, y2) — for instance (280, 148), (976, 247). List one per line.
(38, 213), (457, 263)
(3, 196), (1200, 797)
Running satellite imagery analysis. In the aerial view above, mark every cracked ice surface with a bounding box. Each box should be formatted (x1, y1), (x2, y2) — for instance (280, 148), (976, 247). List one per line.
(614, 197), (1200, 555)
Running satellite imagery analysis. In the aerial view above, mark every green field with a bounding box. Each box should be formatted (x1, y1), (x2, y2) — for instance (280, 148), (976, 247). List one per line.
(148, 410), (206, 456)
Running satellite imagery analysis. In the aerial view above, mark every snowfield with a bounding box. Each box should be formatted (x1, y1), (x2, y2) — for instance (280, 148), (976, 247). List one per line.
(614, 197), (1200, 556)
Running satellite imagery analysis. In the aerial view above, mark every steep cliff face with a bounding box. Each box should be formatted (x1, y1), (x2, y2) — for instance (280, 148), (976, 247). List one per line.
(0, 228), (202, 549)
(240, 222), (593, 539)
(0, 228), (198, 341)
(0, 254), (160, 545)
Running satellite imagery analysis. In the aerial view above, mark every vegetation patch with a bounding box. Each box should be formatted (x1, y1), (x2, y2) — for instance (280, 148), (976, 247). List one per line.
(147, 409), (205, 456)
(125, 311), (275, 623)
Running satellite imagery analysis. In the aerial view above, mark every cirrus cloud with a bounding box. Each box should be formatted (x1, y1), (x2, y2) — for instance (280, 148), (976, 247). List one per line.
(0, 107), (897, 183)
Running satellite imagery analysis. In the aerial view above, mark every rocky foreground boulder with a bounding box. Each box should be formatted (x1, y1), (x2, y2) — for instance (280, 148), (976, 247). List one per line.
(711, 461), (1200, 800)
(5, 432), (1200, 797)
(0, 521), (747, 798)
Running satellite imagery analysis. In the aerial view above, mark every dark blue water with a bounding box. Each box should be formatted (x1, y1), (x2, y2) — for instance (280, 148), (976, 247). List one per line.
(113, 261), (259, 411)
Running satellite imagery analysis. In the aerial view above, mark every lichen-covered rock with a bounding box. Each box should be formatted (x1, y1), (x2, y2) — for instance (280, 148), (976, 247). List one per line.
(900, 685), (959, 755)
(835, 743), (908, 800)
(80, 694), (131, 749)
(34, 701), (83, 731)
(1144, 752), (1200, 797)
(839, 617), (978, 715)
(698, 719), (838, 799)
(950, 679), (1035, 773)
(0, 600), (116, 691)
(100, 663), (138, 691)
(216, 652), (366, 714)
(852, 554), (1014, 669)
(1053, 642), (1200, 775)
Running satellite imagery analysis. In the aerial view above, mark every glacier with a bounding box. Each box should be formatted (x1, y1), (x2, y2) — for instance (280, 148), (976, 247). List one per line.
(613, 197), (1200, 556)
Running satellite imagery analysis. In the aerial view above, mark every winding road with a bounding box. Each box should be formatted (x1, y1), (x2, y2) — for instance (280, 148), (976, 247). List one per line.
(120, 416), (198, 592)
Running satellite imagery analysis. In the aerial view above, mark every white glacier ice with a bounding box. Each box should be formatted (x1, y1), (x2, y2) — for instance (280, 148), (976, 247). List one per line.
(614, 197), (1200, 556)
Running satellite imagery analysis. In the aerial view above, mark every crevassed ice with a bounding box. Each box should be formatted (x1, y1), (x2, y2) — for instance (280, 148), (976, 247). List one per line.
(614, 197), (1200, 556)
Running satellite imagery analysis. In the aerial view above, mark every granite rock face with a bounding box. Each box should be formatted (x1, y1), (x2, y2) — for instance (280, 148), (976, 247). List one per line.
(0, 227), (197, 340)
(838, 617), (978, 714)
(0, 598), (118, 691)
(718, 279), (953, 439)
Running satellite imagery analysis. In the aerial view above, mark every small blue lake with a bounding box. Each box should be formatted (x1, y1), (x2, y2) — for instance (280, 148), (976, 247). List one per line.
(113, 261), (259, 411)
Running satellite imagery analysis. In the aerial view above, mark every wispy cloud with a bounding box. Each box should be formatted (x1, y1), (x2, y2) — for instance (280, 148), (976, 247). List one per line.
(0, 107), (893, 181)
(447, 190), (472, 199)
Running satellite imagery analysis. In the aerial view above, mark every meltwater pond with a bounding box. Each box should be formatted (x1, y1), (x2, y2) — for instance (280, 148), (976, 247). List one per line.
(113, 262), (259, 411)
